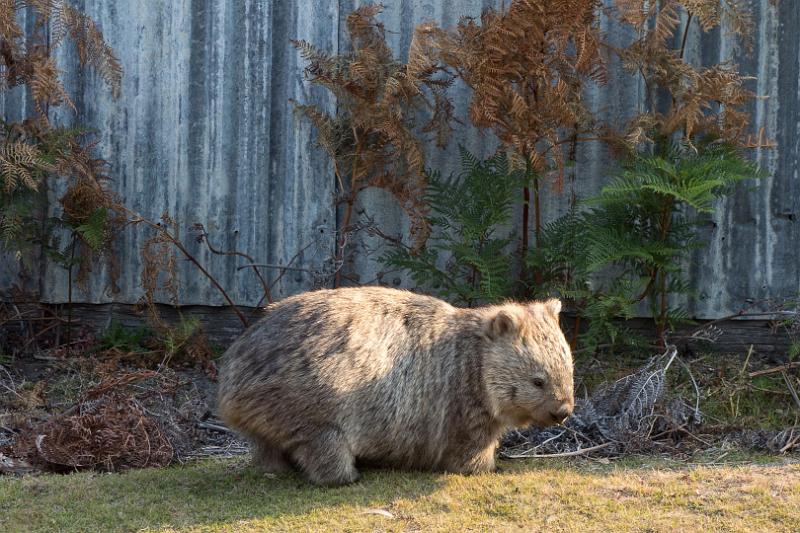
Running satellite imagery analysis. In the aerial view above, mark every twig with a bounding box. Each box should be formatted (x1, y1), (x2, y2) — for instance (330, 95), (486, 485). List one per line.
(193, 225), (272, 305)
(740, 345), (754, 377)
(679, 13), (693, 60)
(0, 367), (22, 399)
(714, 451), (730, 463)
(16, 304), (36, 344)
(237, 264), (316, 273)
(662, 345), (679, 372)
(780, 437), (799, 454)
(666, 425), (713, 447)
(532, 430), (567, 450)
(504, 430), (567, 456)
(365, 224), (413, 250)
(0, 306), (70, 325)
(32, 352), (64, 361)
(124, 209), (249, 328)
(501, 442), (612, 459)
(20, 321), (61, 352)
(676, 355), (701, 420)
(196, 421), (236, 434)
(266, 241), (315, 296)
(677, 310), (800, 341)
(782, 371), (800, 411)
(779, 430), (799, 453)
(748, 362), (800, 378)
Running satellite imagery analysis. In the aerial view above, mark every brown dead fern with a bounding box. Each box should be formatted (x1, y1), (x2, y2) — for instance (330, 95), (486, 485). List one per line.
(1, 0), (121, 106)
(12, 392), (173, 471)
(419, 0), (608, 280)
(612, 0), (767, 148)
(125, 209), (250, 329)
(1, 1), (122, 298)
(431, 0), (607, 179)
(292, 3), (456, 283)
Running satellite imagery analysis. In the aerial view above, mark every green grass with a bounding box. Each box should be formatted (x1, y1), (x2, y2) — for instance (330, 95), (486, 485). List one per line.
(1, 456), (798, 532)
(701, 373), (800, 429)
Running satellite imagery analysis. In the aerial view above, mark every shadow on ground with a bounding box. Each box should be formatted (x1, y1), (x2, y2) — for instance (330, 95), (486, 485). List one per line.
(0, 457), (446, 532)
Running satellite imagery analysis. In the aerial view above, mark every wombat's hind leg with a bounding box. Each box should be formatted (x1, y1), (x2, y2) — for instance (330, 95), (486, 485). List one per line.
(251, 440), (293, 474)
(291, 426), (359, 486)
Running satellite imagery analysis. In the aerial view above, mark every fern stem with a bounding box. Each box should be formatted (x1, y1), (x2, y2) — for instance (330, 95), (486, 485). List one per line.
(679, 13), (693, 60)
(170, 237), (248, 327)
(672, 13), (694, 112)
(532, 173), (543, 286)
(522, 185), (530, 261)
(66, 234), (76, 345)
(336, 196), (355, 288)
(570, 313), (581, 350)
(654, 199), (674, 345)
(658, 271), (668, 346)
(196, 227), (272, 306)
(335, 128), (363, 288)
(533, 175), (542, 251)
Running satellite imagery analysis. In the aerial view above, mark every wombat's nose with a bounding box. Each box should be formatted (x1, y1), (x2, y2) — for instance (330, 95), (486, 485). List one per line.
(550, 405), (573, 424)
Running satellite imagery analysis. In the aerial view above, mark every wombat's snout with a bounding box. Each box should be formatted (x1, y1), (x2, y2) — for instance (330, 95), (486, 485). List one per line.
(549, 403), (573, 424)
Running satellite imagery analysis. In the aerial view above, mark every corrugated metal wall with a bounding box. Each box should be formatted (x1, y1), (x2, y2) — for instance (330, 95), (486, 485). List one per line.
(1, 1), (798, 318)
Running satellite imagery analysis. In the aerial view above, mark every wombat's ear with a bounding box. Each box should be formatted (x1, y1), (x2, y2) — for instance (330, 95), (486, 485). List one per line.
(486, 310), (517, 339)
(543, 298), (561, 320)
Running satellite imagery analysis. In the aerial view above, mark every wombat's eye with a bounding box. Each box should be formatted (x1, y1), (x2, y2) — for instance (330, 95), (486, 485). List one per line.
(532, 377), (545, 388)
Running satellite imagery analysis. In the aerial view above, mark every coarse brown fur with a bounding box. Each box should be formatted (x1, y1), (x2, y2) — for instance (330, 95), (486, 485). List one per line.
(217, 286), (574, 486)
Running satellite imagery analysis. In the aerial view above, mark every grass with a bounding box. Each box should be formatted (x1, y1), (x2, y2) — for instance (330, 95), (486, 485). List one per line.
(703, 373), (799, 429)
(1, 455), (798, 532)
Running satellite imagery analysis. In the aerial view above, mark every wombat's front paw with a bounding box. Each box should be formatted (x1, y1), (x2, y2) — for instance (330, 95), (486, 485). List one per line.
(456, 446), (498, 475)
(449, 454), (497, 475)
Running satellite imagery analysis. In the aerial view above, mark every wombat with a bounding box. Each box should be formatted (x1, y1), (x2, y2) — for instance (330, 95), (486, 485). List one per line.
(217, 286), (574, 486)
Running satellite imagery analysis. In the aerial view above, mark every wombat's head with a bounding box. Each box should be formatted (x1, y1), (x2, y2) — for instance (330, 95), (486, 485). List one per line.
(481, 299), (574, 429)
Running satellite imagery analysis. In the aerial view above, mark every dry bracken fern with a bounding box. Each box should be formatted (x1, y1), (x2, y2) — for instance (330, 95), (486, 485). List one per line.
(0, 140), (52, 192)
(1, 0), (121, 107)
(2, 1), (122, 293)
(613, 0), (762, 147)
(423, 0), (606, 185)
(292, 4), (456, 256)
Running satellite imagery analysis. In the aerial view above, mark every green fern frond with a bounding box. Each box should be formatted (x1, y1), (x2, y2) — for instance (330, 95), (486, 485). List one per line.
(0, 210), (23, 244)
(74, 207), (107, 250)
(382, 150), (519, 306)
(533, 142), (761, 351)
